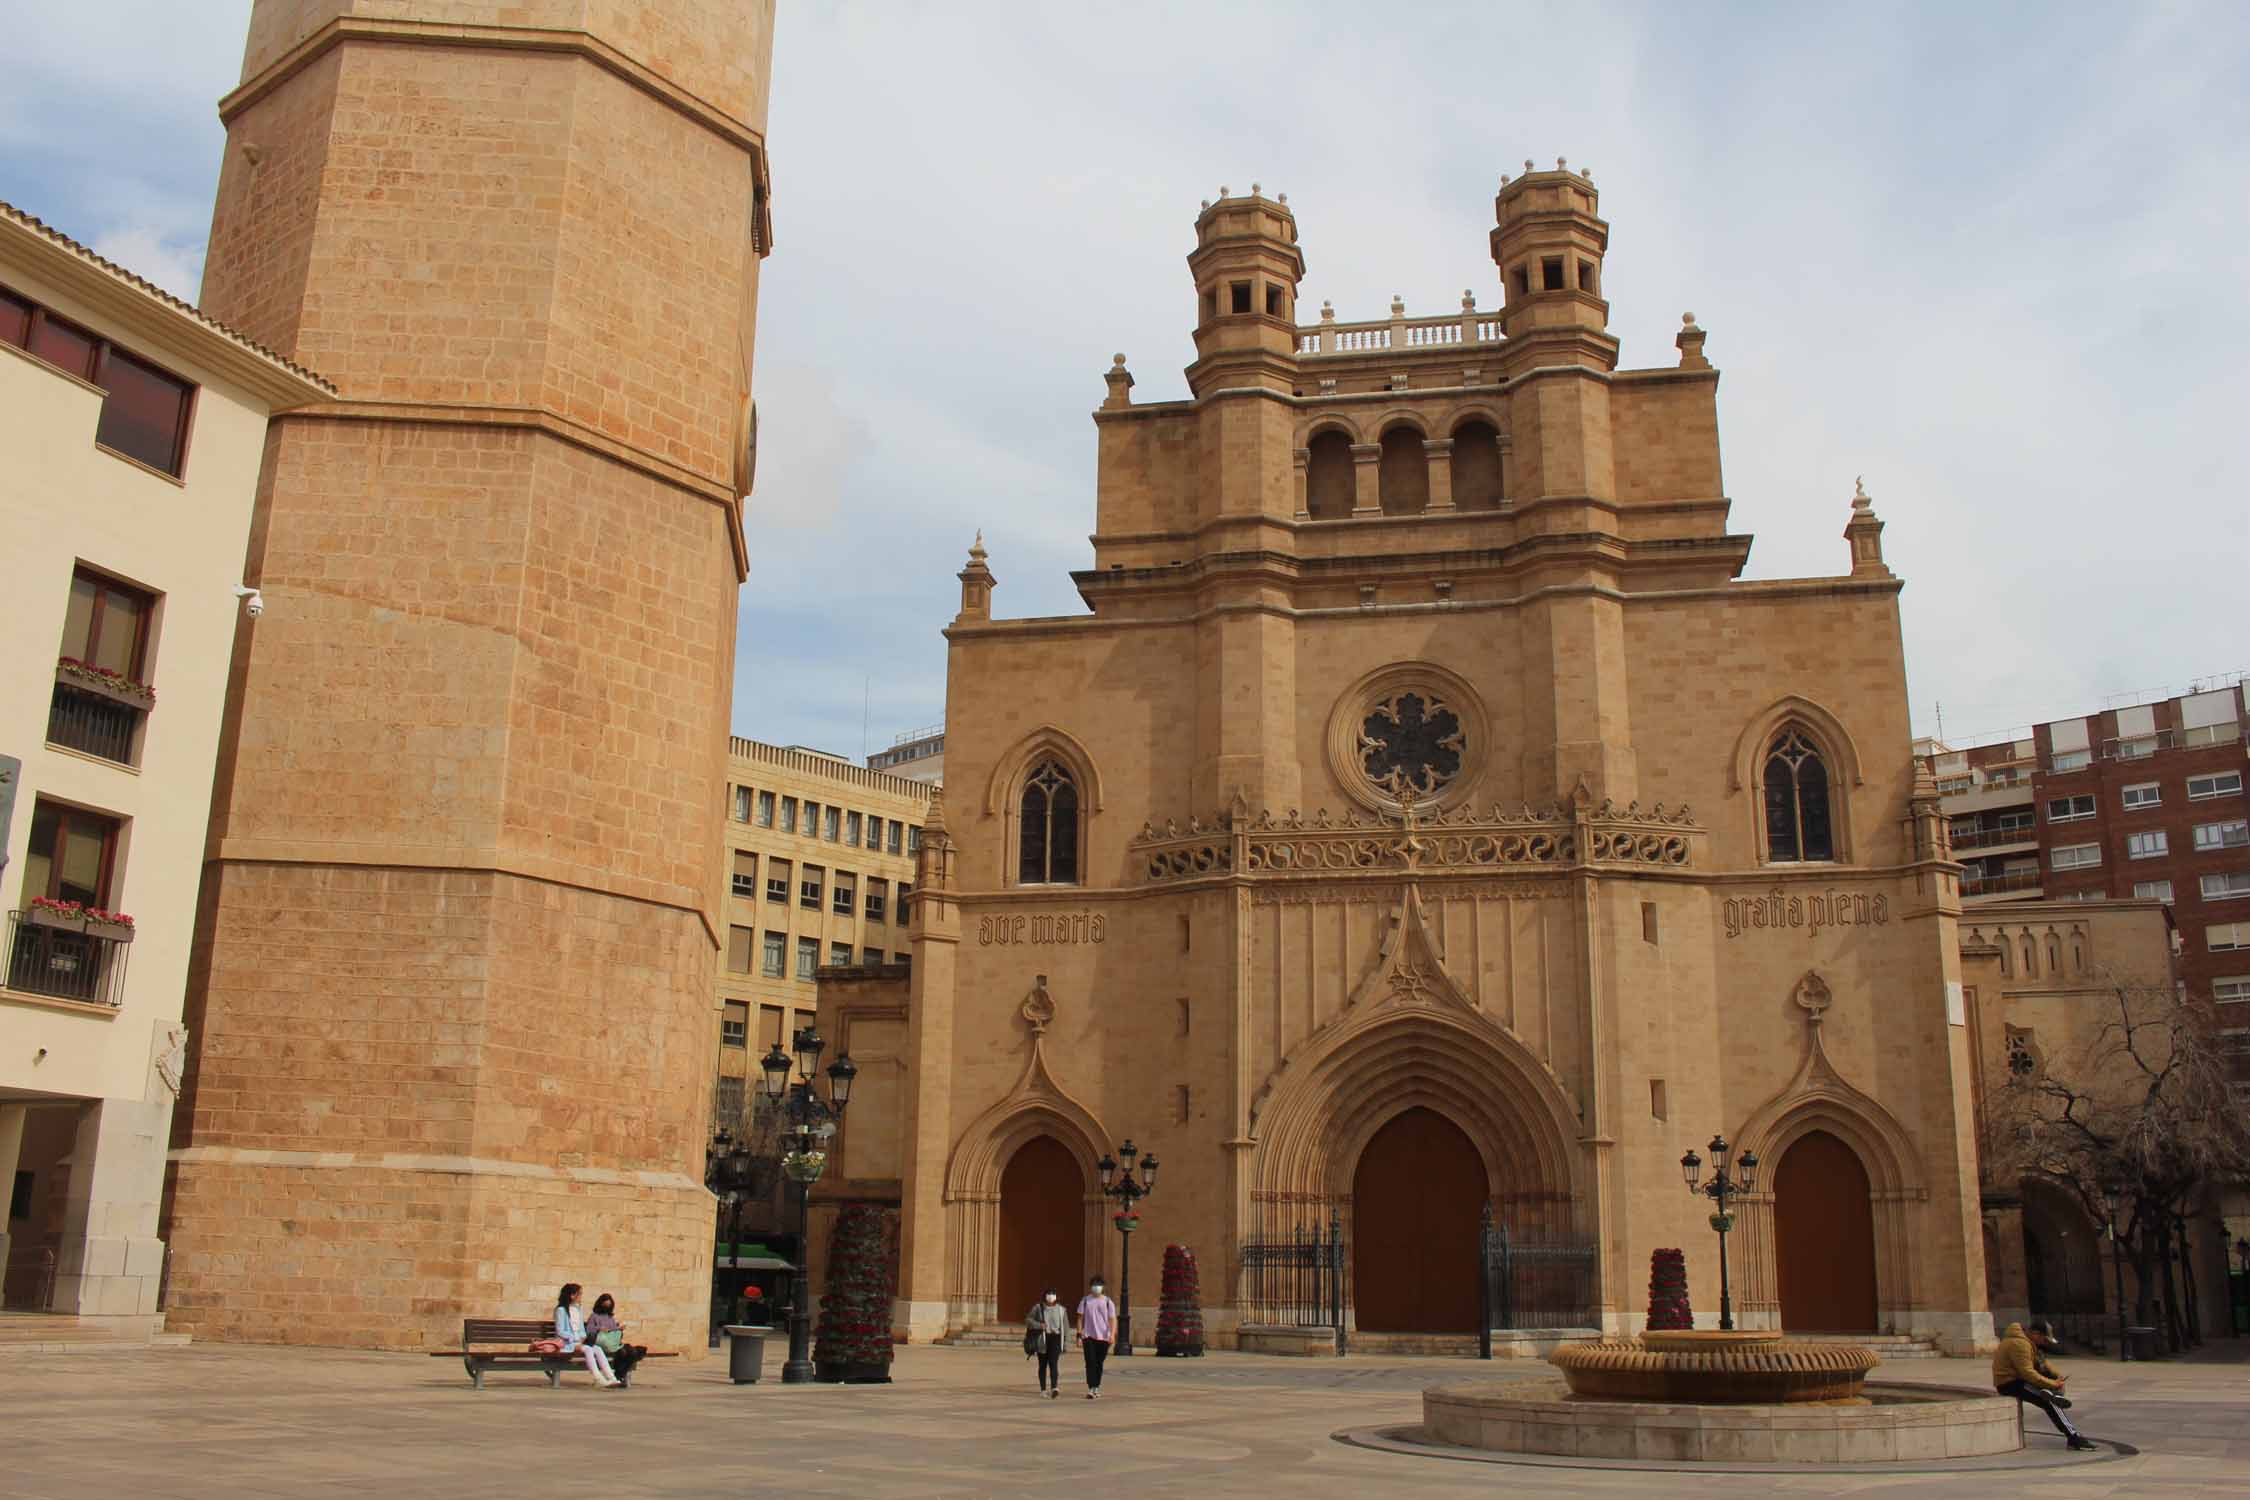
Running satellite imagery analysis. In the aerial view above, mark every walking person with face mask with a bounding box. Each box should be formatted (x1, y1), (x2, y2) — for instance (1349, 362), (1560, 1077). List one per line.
(1025, 1287), (1068, 1398)
(1075, 1275), (1118, 1399)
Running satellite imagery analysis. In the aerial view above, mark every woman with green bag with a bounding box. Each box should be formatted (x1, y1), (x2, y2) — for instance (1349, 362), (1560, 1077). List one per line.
(587, 1293), (646, 1387)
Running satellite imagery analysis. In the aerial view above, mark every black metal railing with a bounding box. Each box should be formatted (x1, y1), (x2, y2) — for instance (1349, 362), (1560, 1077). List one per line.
(1479, 1208), (1600, 1354)
(45, 680), (141, 764)
(5, 912), (131, 1006)
(2044, 1309), (2117, 1356)
(1238, 1215), (1347, 1353)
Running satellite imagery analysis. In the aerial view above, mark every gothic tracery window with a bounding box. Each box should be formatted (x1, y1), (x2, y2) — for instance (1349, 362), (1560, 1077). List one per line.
(1359, 691), (1464, 800)
(1762, 729), (1835, 862)
(1018, 760), (1080, 885)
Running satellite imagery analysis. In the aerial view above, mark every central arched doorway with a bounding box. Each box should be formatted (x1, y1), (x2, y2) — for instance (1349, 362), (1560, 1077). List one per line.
(996, 1136), (1084, 1322)
(1352, 1106), (1484, 1332)
(1773, 1129), (1878, 1331)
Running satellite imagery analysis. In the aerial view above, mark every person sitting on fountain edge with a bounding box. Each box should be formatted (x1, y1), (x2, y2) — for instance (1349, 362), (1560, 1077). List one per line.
(1992, 1320), (2094, 1451)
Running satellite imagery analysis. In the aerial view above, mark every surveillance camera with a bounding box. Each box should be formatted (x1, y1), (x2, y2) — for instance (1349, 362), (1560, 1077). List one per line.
(233, 585), (265, 618)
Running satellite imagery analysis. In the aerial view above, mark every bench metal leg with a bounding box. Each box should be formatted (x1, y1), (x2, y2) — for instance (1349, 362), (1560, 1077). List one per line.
(465, 1360), (484, 1390)
(546, 1366), (562, 1389)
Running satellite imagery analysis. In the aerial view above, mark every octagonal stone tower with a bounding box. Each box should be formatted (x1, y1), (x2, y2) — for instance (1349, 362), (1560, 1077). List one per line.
(163, 1), (775, 1352)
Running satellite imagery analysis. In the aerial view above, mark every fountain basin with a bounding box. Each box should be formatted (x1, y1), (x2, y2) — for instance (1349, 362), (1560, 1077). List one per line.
(1550, 1330), (1878, 1403)
(1422, 1379), (2022, 1464)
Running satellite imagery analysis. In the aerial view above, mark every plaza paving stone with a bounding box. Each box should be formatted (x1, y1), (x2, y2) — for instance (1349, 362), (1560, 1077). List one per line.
(7, 1340), (2247, 1498)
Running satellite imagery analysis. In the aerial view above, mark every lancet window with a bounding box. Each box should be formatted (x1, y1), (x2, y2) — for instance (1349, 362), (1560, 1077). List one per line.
(1018, 760), (1081, 886)
(1762, 729), (1836, 863)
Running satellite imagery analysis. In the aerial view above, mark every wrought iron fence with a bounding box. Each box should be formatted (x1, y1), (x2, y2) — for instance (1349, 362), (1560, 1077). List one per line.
(1479, 1207), (1600, 1354)
(2044, 1309), (2117, 1356)
(6, 912), (131, 1006)
(46, 681), (140, 764)
(1237, 1215), (1347, 1354)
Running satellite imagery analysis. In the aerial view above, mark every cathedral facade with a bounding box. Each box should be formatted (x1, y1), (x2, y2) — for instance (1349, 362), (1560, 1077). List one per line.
(820, 169), (1995, 1353)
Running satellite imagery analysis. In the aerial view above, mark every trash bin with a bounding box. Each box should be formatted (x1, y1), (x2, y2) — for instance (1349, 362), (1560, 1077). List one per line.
(724, 1325), (769, 1384)
(2125, 1325), (2162, 1362)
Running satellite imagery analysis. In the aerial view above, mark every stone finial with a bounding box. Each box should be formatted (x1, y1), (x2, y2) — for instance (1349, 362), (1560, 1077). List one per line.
(1852, 474), (1872, 511)
(1219, 184), (1230, 197)
(1390, 294), (1406, 317)
(1500, 173), (1511, 186)
(1524, 158), (1535, 173)
(957, 531), (996, 621)
(1278, 192), (1288, 205)
(1675, 311), (1710, 371)
(1844, 476), (1890, 579)
(1103, 353), (1135, 409)
(1200, 199), (1210, 211)
(1556, 155), (1568, 170)
(1320, 299), (1335, 320)
(1251, 181), (1261, 195)
(1462, 288), (1476, 310)
(1583, 167), (1593, 182)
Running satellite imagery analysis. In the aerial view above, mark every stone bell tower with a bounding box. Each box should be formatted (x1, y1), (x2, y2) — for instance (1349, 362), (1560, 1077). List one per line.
(164, 1), (776, 1352)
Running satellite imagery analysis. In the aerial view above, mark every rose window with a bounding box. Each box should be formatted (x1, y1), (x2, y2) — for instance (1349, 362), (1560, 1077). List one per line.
(1358, 692), (1464, 800)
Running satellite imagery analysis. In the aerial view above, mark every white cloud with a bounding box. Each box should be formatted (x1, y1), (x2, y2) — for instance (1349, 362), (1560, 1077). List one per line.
(88, 226), (205, 303)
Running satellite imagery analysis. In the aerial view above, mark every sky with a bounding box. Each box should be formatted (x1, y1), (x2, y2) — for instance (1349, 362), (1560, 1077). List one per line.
(4, 1), (2245, 759)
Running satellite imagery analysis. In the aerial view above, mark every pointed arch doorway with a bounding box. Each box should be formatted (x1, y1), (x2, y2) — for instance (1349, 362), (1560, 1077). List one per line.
(996, 1136), (1085, 1322)
(1773, 1129), (1878, 1331)
(1352, 1107), (1484, 1333)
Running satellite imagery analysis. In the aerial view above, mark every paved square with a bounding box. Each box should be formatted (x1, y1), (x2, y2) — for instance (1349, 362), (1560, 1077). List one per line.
(9, 1342), (2249, 1497)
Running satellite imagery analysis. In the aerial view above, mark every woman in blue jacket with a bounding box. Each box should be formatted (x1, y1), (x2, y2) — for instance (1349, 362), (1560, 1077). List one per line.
(556, 1282), (622, 1388)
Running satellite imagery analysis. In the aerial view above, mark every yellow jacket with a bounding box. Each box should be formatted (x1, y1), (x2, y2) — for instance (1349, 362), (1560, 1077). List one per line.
(1991, 1323), (2063, 1391)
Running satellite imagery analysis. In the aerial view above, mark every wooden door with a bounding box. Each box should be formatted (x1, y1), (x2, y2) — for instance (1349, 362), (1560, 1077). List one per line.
(1773, 1130), (1878, 1331)
(1352, 1107), (1485, 1332)
(996, 1136), (1084, 1324)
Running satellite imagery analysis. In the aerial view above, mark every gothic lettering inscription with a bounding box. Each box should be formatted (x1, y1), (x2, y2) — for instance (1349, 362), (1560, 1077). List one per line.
(978, 912), (1107, 946)
(1722, 889), (1889, 940)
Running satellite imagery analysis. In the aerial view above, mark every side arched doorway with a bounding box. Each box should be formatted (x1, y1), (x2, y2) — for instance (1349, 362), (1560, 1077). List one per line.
(1352, 1107), (1484, 1332)
(996, 1136), (1084, 1322)
(1773, 1129), (1878, 1331)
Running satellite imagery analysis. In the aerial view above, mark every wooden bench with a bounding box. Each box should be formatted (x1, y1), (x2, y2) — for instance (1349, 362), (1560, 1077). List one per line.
(428, 1317), (678, 1389)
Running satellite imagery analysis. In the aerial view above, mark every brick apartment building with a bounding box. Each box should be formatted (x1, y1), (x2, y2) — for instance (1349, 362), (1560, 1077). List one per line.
(1916, 676), (2249, 1011)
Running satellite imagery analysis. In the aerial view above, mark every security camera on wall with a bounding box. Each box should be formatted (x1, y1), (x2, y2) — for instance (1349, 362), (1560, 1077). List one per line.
(232, 584), (264, 617)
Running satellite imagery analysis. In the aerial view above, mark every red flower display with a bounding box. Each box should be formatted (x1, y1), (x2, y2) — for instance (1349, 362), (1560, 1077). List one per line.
(1646, 1247), (1693, 1331)
(814, 1202), (896, 1381)
(1155, 1241), (1205, 1357)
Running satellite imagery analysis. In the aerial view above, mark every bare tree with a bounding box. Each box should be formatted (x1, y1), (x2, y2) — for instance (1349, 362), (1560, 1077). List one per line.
(1982, 972), (2250, 1352)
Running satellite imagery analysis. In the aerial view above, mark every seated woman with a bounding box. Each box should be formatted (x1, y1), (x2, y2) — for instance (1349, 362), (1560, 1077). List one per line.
(556, 1282), (622, 1388)
(586, 1293), (646, 1386)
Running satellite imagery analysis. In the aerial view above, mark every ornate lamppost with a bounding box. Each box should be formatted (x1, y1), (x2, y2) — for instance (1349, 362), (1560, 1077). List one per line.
(1097, 1140), (1158, 1355)
(2100, 1182), (2131, 1362)
(1681, 1134), (1758, 1331)
(758, 1025), (855, 1384)
(704, 1127), (760, 1345)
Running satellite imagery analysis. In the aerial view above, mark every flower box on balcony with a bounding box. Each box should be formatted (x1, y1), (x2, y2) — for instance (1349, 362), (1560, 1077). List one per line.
(55, 658), (155, 710)
(24, 899), (136, 944)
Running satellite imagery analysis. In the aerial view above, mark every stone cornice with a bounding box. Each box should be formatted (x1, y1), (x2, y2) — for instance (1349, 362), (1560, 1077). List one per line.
(218, 16), (770, 173)
(168, 1144), (704, 1192)
(1088, 492), (1733, 549)
(279, 400), (748, 580)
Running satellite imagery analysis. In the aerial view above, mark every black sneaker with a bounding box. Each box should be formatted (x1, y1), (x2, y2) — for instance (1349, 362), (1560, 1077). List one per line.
(2067, 1436), (2097, 1452)
(2053, 1395), (2073, 1409)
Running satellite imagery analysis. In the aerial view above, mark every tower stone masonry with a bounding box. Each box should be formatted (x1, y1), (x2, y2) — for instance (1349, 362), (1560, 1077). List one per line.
(164, 0), (775, 1352)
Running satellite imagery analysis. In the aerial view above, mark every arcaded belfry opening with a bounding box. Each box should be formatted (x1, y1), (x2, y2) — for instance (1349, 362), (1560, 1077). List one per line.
(1305, 429), (1353, 518)
(1378, 424), (1428, 514)
(1449, 419), (1503, 509)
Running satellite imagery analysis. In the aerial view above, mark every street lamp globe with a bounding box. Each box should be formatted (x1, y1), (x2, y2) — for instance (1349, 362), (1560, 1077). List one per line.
(1680, 1149), (1702, 1189)
(1736, 1149), (1759, 1191)
(757, 1043), (791, 1103)
(826, 1052), (857, 1111)
(1140, 1154), (1159, 1191)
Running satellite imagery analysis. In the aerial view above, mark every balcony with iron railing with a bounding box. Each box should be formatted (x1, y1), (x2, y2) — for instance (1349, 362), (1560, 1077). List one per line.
(45, 663), (150, 765)
(5, 910), (132, 1007)
(1959, 869), (2043, 899)
(1295, 293), (1506, 358)
(1949, 825), (2039, 852)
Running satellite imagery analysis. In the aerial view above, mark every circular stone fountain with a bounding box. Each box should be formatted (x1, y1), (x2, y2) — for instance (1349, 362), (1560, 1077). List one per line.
(1421, 1331), (2022, 1465)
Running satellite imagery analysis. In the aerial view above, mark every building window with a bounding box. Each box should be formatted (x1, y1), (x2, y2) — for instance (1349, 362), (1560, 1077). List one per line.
(2046, 794), (2095, 824)
(823, 807), (840, 841)
(780, 797), (798, 833)
(2194, 820), (2250, 852)
(1018, 760), (1082, 884)
(49, 568), (158, 764)
(766, 857), (791, 904)
(2127, 830), (2169, 860)
(756, 790), (775, 827)
(832, 872), (856, 916)
(61, 568), (155, 683)
(846, 812), (862, 846)
(721, 1001), (749, 1047)
(2202, 872), (2250, 902)
(732, 785), (753, 822)
(761, 931), (785, 977)
(760, 1005), (786, 1050)
(2189, 772), (2244, 801)
(897, 882), (912, 922)
(2209, 923), (2250, 953)
(2051, 843), (2102, 871)
(865, 877), (888, 923)
(863, 946), (883, 965)
(725, 925), (754, 974)
(800, 865), (824, 909)
(714, 1074), (746, 1130)
(830, 941), (851, 966)
(892, 823), (906, 855)
(2121, 783), (2161, 811)
(21, 799), (122, 907)
(1, 286), (196, 476)
(731, 851), (757, 899)
(894, 952), (911, 965)
(2112, 736), (2158, 760)
(795, 937), (818, 980)
(1761, 730), (1835, 863)
(2133, 880), (2174, 903)
(2214, 976), (2250, 1004)
(2051, 750), (2091, 772)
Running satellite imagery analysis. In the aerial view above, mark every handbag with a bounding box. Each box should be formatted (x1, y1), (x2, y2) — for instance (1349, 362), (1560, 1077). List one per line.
(594, 1329), (625, 1355)
(528, 1337), (566, 1355)
(1023, 1324), (1041, 1358)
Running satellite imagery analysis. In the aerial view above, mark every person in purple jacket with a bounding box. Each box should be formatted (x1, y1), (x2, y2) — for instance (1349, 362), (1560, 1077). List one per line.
(1074, 1276), (1117, 1399)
